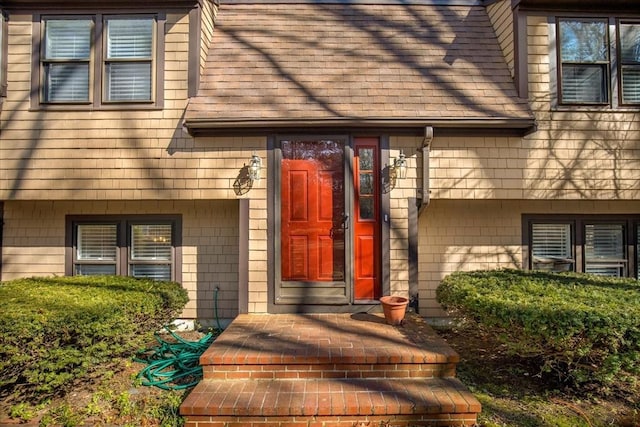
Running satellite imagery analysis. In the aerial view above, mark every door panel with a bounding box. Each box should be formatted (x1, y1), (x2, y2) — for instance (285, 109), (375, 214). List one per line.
(353, 138), (381, 301)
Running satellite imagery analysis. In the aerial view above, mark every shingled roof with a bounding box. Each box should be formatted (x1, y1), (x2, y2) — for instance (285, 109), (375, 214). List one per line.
(184, 1), (535, 134)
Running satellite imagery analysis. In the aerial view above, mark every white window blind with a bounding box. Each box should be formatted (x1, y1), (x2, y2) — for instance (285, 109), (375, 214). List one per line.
(43, 19), (91, 102)
(75, 224), (117, 276)
(77, 224), (117, 260)
(131, 224), (171, 260)
(585, 224), (626, 277)
(620, 23), (640, 104)
(531, 223), (573, 271)
(105, 17), (153, 101)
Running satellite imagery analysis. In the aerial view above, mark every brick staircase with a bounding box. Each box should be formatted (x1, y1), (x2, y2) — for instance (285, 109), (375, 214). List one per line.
(180, 313), (481, 427)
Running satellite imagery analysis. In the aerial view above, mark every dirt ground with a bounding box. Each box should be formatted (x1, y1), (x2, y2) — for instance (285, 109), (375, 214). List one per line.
(435, 322), (640, 427)
(2, 324), (638, 427)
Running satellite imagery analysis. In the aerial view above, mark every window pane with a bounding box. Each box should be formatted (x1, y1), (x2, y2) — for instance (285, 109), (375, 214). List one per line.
(359, 173), (373, 195)
(560, 20), (608, 62)
(619, 23), (640, 63)
(131, 224), (172, 260)
(44, 63), (89, 102)
(585, 224), (626, 277)
(531, 223), (573, 271)
(621, 67), (640, 104)
(561, 65), (607, 103)
(359, 149), (374, 171)
(105, 62), (152, 101)
(106, 18), (153, 59)
(359, 197), (374, 220)
(131, 264), (171, 281)
(75, 265), (117, 276)
(77, 224), (117, 260)
(45, 19), (91, 60)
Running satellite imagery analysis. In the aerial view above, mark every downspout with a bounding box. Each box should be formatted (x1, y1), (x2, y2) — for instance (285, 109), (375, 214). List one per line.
(417, 126), (433, 216)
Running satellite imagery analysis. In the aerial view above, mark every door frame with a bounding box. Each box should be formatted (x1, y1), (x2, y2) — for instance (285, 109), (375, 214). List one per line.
(267, 134), (391, 313)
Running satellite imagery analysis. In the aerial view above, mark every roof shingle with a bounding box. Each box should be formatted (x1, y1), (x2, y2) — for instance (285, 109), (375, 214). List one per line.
(185, 2), (533, 131)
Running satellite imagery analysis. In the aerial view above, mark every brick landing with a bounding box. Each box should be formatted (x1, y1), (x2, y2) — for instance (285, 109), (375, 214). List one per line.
(180, 314), (481, 427)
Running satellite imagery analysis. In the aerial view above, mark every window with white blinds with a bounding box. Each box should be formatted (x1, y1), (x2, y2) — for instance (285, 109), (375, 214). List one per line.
(526, 216), (639, 279)
(104, 18), (153, 101)
(130, 224), (172, 281)
(585, 224), (627, 277)
(619, 22), (640, 105)
(1, 12), (6, 96)
(558, 19), (609, 105)
(40, 15), (156, 105)
(556, 18), (640, 107)
(71, 218), (177, 281)
(531, 223), (574, 271)
(42, 19), (92, 102)
(75, 224), (117, 275)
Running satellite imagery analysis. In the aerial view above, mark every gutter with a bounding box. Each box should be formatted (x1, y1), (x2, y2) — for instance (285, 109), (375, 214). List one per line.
(183, 117), (536, 136)
(417, 126), (433, 216)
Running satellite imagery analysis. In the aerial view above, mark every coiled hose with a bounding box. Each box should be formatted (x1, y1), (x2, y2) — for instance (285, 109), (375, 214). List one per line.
(135, 326), (218, 390)
(135, 287), (223, 390)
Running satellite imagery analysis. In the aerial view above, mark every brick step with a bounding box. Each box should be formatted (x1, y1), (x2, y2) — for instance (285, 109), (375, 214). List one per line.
(180, 377), (480, 424)
(203, 362), (456, 380)
(181, 314), (481, 426)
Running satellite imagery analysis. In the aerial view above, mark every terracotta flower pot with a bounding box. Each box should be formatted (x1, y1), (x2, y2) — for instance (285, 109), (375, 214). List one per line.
(379, 295), (409, 325)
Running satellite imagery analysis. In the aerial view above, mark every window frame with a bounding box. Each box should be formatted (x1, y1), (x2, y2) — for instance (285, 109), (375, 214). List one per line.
(33, 12), (165, 111)
(557, 17), (611, 106)
(616, 19), (640, 106)
(0, 9), (7, 99)
(551, 16), (640, 110)
(523, 214), (639, 279)
(65, 215), (182, 282)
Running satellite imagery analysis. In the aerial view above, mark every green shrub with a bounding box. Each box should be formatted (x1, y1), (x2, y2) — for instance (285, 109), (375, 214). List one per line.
(436, 269), (640, 391)
(0, 276), (188, 399)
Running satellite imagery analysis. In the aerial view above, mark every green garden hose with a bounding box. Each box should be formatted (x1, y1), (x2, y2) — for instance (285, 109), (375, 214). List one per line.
(135, 327), (218, 390)
(135, 287), (223, 390)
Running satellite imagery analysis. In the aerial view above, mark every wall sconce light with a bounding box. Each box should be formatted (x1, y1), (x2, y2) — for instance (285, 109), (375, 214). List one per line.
(248, 153), (262, 182)
(393, 150), (408, 179)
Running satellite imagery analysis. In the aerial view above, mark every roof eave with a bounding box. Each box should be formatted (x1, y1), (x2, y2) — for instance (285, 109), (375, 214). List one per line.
(183, 117), (537, 137)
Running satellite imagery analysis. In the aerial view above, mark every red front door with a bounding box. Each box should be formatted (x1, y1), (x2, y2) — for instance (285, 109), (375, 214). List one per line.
(277, 137), (380, 306)
(280, 140), (346, 304)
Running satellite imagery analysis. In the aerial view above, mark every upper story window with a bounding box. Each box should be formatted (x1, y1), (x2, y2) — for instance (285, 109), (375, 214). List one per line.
(0, 10), (6, 98)
(619, 21), (640, 104)
(36, 14), (163, 109)
(556, 18), (640, 108)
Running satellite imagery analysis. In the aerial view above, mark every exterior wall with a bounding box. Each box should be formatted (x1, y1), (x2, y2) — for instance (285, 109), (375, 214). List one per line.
(419, 199), (640, 317)
(389, 136), (422, 299)
(525, 14), (640, 200)
(0, 10), (259, 202)
(486, 0), (515, 78)
(430, 135), (528, 200)
(1, 200), (240, 320)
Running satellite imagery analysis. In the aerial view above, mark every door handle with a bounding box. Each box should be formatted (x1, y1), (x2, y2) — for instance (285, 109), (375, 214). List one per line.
(340, 214), (349, 230)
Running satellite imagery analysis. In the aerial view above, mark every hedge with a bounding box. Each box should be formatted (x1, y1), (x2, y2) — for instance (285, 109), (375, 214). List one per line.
(436, 269), (640, 391)
(0, 276), (188, 399)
